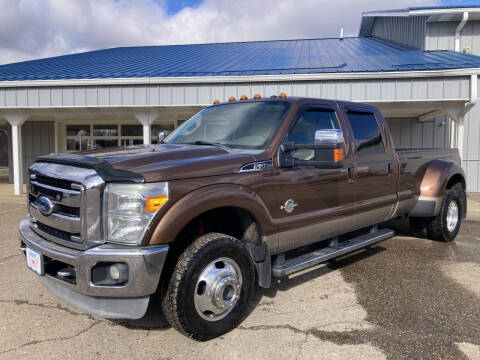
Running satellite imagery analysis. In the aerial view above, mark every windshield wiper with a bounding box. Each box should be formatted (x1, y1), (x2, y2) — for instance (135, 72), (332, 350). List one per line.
(187, 141), (232, 151)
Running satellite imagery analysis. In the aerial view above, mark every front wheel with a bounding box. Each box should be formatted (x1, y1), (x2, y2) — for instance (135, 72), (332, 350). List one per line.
(162, 233), (255, 341)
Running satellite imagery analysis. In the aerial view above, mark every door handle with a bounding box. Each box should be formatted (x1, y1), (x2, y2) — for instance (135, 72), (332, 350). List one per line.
(348, 167), (355, 184)
(387, 163), (394, 177)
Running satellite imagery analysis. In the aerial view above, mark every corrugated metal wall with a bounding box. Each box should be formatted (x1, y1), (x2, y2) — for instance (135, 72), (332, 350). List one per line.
(0, 77), (469, 108)
(426, 21), (459, 51)
(371, 16), (427, 49)
(21, 121), (55, 180)
(462, 79), (480, 192)
(423, 19), (480, 191)
(460, 20), (480, 56)
(425, 20), (480, 55)
(385, 116), (451, 149)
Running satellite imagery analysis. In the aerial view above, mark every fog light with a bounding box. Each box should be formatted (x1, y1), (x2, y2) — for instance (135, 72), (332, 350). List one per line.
(91, 262), (128, 286)
(109, 263), (128, 282)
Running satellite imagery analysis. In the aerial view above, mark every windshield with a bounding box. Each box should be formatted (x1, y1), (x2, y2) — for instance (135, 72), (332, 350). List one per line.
(164, 101), (290, 150)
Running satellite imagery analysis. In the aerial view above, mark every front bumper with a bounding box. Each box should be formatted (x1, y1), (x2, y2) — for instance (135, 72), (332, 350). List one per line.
(19, 218), (169, 319)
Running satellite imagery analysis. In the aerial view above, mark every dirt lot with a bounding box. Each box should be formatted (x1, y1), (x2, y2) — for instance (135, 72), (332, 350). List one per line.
(1, 191), (479, 360)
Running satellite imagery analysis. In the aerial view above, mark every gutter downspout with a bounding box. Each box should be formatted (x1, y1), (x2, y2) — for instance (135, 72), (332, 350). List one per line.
(457, 74), (478, 163)
(455, 11), (469, 52)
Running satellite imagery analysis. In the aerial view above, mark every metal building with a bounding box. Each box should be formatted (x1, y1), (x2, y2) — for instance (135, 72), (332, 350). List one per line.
(1, 4), (480, 194)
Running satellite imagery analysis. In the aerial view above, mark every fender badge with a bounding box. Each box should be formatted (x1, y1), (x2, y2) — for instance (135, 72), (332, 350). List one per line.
(281, 199), (298, 213)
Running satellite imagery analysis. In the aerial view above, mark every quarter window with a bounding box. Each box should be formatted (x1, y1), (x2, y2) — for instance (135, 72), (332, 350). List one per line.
(288, 108), (339, 160)
(347, 111), (385, 154)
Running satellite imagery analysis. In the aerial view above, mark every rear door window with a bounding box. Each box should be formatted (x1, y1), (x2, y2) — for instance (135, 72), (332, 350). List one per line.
(347, 111), (385, 155)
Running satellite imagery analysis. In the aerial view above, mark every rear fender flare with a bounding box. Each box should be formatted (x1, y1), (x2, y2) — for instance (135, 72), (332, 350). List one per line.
(410, 160), (465, 217)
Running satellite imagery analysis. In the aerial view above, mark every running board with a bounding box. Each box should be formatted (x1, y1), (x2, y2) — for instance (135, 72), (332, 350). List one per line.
(272, 228), (395, 277)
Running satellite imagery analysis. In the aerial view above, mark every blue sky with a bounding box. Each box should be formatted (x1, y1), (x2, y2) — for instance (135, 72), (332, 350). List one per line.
(165, 0), (203, 15)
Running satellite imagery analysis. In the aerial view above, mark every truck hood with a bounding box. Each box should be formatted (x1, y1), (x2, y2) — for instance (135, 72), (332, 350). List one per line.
(75, 144), (260, 182)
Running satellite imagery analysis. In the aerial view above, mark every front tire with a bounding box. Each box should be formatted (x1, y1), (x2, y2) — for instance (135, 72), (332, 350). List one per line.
(162, 233), (255, 341)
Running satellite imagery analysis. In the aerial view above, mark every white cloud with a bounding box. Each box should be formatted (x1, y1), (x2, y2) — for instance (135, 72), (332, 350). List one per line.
(0, 0), (438, 65)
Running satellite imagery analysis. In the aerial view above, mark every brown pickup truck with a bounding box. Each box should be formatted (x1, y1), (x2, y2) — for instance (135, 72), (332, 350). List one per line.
(19, 95), (466, 340)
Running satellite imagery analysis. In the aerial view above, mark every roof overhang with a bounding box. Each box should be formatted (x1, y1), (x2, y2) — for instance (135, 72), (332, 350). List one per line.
(360, 6), (480, 37)
(363, 7), (480, 18)
(0, 68), (479, 88)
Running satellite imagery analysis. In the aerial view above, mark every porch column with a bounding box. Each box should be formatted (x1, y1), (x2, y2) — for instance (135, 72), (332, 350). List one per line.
(4, 112), (28, 195)
(133, 111), (156, 145)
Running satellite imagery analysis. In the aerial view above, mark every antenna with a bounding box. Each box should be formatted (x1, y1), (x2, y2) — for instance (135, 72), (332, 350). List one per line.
(340, 28), (344, 40)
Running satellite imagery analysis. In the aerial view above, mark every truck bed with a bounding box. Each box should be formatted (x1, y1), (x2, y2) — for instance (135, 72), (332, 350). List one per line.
(396, 147), (460, 164)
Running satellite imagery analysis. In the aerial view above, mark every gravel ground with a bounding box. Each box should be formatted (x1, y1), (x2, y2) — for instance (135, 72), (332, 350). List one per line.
(1, 191), (479, 359)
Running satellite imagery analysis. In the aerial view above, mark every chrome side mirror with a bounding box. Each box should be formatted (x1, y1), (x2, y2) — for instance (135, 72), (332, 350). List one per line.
(315, 129), (344, 145)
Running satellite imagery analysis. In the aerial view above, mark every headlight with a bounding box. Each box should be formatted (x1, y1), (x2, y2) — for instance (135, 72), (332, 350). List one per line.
(105, 182), (168, 245)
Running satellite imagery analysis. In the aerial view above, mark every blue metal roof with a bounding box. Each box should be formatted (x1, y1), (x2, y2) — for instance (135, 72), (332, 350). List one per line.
(1, 36), (480, 81)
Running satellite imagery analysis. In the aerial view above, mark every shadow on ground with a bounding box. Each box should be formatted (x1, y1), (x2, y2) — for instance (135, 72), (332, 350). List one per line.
(114, 218), (480, 359)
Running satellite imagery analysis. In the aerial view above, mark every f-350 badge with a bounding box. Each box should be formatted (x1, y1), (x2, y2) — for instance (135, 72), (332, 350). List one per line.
(281, 199), (298, 213)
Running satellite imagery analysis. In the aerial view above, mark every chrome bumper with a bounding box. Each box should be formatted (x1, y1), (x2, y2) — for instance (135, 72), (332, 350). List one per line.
(19, 217), (169, 319)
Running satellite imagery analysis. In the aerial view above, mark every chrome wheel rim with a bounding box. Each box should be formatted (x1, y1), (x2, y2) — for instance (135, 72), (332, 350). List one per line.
(194, 257), (243, 321)
(446, 200), (459, 232)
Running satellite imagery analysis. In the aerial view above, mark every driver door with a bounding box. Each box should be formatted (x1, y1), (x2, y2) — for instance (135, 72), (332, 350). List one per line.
(274, 103), (357, 253)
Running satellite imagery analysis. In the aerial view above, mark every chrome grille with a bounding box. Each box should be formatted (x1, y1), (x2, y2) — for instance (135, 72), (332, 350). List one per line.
(28, 162), (105, 250)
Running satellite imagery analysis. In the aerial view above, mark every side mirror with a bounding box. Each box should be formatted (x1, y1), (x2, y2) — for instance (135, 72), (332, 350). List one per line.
(278, 129), (344, 168)
(315, 129), (344, 145)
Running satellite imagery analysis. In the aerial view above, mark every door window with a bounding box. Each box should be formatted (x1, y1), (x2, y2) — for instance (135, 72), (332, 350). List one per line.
(347, 111), (385, 154)
(288, 108), (339, 160)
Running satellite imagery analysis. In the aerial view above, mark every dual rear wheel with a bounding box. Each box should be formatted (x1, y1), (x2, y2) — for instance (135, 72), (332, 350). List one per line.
(409, 184), (465, 242)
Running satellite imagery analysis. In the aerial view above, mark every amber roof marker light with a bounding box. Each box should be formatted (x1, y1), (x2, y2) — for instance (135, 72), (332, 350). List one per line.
(212, 99), (220, 104)
(240, 95), (248, 100)
(279, 92), (287, 98)
(253, 93), (261, 99)
(228, 96), (236, 102)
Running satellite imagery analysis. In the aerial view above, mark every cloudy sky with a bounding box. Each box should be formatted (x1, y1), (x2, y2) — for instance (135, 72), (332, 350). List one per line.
(0, 0), (472, 65)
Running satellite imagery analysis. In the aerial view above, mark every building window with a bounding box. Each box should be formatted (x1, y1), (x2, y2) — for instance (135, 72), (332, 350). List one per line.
(93, 124), (118, 137)
(66, 122), (178, 151)
(66, 125), (91, 151)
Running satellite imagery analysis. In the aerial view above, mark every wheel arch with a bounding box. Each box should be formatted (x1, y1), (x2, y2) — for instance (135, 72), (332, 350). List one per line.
(418, 160), (465, 198)
(146, 184), (274, 246)
(148, 184), (274, 289)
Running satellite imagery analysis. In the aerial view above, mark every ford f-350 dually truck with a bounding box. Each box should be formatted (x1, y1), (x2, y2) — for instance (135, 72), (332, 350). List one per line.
(19, 95), (467, 340)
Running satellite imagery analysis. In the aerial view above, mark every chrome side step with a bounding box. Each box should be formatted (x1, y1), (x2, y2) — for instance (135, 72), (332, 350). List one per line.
(272, 228), (395, 277)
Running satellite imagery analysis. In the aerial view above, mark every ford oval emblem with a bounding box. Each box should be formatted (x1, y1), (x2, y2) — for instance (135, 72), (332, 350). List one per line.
(37, 196), (55, 216)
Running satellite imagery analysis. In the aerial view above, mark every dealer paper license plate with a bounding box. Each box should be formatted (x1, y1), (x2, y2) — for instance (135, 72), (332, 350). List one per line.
(26, 247), (43, 275)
